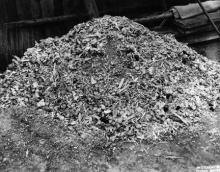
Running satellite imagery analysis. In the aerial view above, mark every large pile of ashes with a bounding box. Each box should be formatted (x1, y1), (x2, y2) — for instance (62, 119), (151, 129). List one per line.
(1, 16), (220, 141)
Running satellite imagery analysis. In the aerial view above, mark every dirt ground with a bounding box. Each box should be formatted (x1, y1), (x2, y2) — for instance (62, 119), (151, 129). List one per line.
(1, 107), (220, 172)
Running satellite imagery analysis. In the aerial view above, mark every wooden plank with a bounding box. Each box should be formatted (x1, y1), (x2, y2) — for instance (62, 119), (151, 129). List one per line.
(133, 11), (173, 23)
(30, 27), (36, 48)
(40, 0), (54, 17)
(176, 21), (220, 35)
(0, 26), (4, 55)
(63, 0), (75, 15)
(14, 26), (19, 55)
(30, 0), (42, 19)
(15, 27), (24, 57)
(83, 0), (99, 18)
(10, 28), (20, 58)
(31, 25), (43, 47)
(178, 31), (219, 44)
(0, 25), (9, 68)
(0, 25), (7, 71)
(54, 0), (64, 16)
(16, 0), (31, 20)
(7, 29), (12, 57)
(5, 14), (78, 28)
(174, 10), (220, 29)
(0, 0), (8, 22)
(40, 0), (55, 46)
(19, 27), (32, 56)
(6, 0), (18, 22)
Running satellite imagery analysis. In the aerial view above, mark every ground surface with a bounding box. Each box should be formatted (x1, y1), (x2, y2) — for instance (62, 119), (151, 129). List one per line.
(1, 107), (220, 172)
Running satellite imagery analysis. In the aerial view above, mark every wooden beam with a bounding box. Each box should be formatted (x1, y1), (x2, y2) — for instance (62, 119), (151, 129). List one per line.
(83, 0), (99, 18)
(133, 11), (173, 23)
(4, 14), (81, 28)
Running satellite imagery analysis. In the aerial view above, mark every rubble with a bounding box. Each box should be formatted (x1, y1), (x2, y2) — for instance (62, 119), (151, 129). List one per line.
(1, 15), (220, 141)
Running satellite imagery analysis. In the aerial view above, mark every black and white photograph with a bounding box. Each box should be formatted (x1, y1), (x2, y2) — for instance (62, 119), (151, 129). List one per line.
(0, 0), (220, 171)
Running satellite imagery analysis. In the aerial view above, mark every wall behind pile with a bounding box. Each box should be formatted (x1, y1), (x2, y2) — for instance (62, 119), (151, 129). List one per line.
(0, 0), (205, 72)
(0, 0), (88, 72)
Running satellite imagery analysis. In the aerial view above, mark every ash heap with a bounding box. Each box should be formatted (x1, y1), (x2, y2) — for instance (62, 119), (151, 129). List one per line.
(1, 16), (220, 141)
